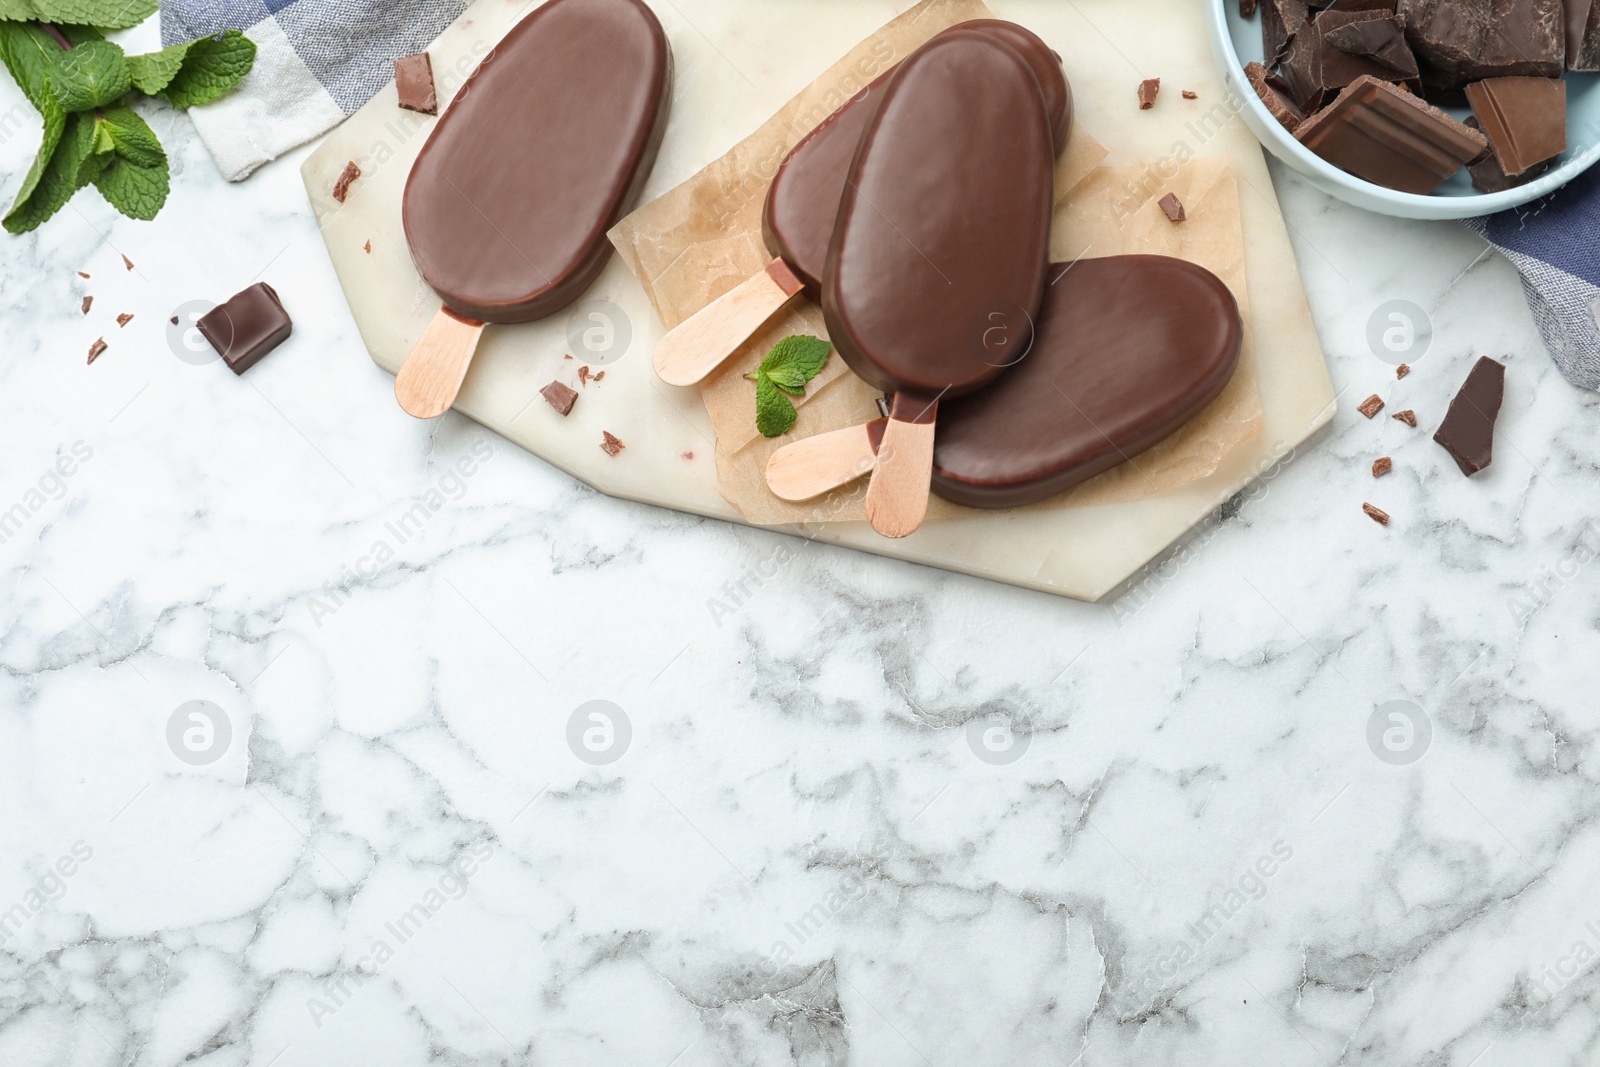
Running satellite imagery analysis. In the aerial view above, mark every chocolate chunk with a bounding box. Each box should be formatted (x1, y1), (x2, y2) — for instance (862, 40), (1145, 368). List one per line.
(87, 337), (106, 365)
(1398, 0), (1564, 93)
(1373, 456), (1393, 476)
(1462, 116), (1555, 190)
(1139, 78), (1161, 108)
(1434, 356), (1505, 475)
(1392, 408), (1417, 425)
(1363, 501), (1391, 525)
(1159, 192), (1187, 221)
(116, 312), (133, 327)
(197, 282), (293, 375)
(1243, 0), (1259, 16)
(1246, 61), (1307, 132)
(170, 315), (179, 325)
(1295, 76), (1486, 194)
(540, 380), (578, 415)
(594, 370), (605, 381)
(81, 295), (92, 315)
(1397, 363), (1410, 378)
(77, 270), (89, 279)
(600, 431), (625, 456)
(1285, 11), (1417, 112)
(364, 240), (371, 254)
(1359, 393), (1385, 417)
(1182, 89), (1199, 99)
(1263, 0), (1312, 66)
(1465, 77), (1566, 176)
(1571, 0), (1600, 70)
(121, 254), (133, 271)
(394, 52), (438, 114)
(332, 161), (361, 203)
(1322, 12), (1420, 79)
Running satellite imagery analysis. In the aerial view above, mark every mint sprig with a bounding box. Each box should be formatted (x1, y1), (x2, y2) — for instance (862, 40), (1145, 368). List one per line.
(0, 6), (256, 233)
(745, 334), (831, 438)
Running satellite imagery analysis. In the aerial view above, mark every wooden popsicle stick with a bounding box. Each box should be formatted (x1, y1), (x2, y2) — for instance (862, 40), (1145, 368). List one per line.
(766, 419), (887, 501)
(653, 258), (806, 387)
(865, 396), (938, 539)
(395, 308), (487, 419)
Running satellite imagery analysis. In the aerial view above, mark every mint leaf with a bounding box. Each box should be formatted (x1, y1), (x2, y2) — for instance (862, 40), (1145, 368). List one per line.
(46, 37), (128, 111)
(760, 334), (830, 383)
(8, 94), (63, 209)
(93, 152), (167, 219)
(125, 37), (187, 94)
(4, 109), (95, 232)
(0, 21), (60, 111)
(764, 366), (808, 395)
(98, 104), (162, 166)
(161, 30), (254, 108)
(0, 0), (156, 30)
(755, 375), (798, 438)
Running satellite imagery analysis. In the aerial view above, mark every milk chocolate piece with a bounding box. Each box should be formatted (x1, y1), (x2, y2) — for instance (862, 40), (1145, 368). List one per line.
(1359, 393), (1385, 417)
(197, 282), (292, 375)
(403, 0), (672, 324)
(600, 431), (625, 456)
(1397, 363), (1410, 378)
(1434, 356), (1504, 475)
(80, 295), (91, 314)
(1183, 89), (1199, 99)
(1363, 502), (1391, 525)
(930, 257), (1242, 509)
(541, 380), (578, 415)
(763, 20), (1071, 298)
(1393, 408), (1417, 425)
(394, 52), (437, 114)
(121, 254), (133, 271)
(1398, 0), (1564, 93)
(1461, 115), (1554, 190)
(116, 312), (132, 327)
(1159, 192), (1187, 221)
(1465, 77), (1567, 176)
(1295, 76), (1486, 193)
(332, 161), (360, 203)
(823, 29), (1055, 402)
(1139, 78), (1161, 108)
(1373, 456), (1393, 476)
(1247, 61), (1307, 132)
(86, 337), (106, 364)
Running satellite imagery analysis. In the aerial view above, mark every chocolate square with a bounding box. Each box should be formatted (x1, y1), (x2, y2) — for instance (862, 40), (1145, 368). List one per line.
(1434, 356), (1505, 476)
(1465, 77), (1567, 176)
(198, 283), (293, 375)
(1295, 75), (1487, 194)
(1399, 0), (1564, 94)
(395, 52), (438, 115)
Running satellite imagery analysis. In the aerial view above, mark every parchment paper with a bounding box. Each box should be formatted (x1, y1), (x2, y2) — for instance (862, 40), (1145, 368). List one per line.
(609, 0), (1262, 526)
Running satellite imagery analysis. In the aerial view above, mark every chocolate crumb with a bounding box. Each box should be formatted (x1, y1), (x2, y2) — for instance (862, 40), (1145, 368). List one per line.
(1182, 90), (1198, 100)
(121, 254), (134, 271)
(81, 295), (92, 315)
(77, 271), (90, 279)
(1139, 78), (1161, 109)
(1396, 363), (1410, 379)
(87, 337), (107, 365)
(332, 161), (361, 203)
(1358, 394), (1385, 419)
(1363, 502), (1390, 526)
(116, 312), (133, 327)
(593, 370), (605, 382)
(577, 365), (591, 387)
(1241, 0), (1257, 15)
(1158, 193), (1186, 222)
(600, 431), (625, 456)
(540, 380), (578, 416)
(170, 315), (180, 325)
(1392, 409), (1417, 427)
(563, 353), (573, 360)
(1373, 456), (1393, 477)
(681, 451), (695, 461)
(363, 240), (372, 254)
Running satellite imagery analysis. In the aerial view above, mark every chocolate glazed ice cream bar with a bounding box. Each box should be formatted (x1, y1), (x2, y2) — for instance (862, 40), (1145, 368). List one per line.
(394, 0), (672, 419)
(767, 257), (1243, 509)
(650, 19), (1071, 389)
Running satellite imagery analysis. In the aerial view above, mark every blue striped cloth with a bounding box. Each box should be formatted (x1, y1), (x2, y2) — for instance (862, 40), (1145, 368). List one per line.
(160, 0), (469, 180)
(1464, 165), (1600, 392)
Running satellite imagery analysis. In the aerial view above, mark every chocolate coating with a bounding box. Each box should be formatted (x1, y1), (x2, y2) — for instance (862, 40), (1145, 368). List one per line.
(762, 19), (1070, 298)
(822, 30), (1055, 402)
(930, 257), (1242, 510)
(403, 0), (671, 324)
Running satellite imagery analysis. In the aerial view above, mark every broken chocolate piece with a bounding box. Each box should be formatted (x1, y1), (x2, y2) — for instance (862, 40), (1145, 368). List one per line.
(116, 312), (133, 327)
(80, 295), (92, 315)
(1392, 408), (1417, 426)
(197, 282), (293, 375)
(1434, 355), (1505, 475)
(1465, 77), (1566, 177)
(1284, 10), (1418, 112)
(1397, 363), (1410, 378)
(1295, 76), (1486, 194)
(600, 431), (625, 456)
(1159, 192), (1187, 221)
(170, 315), (179, 325)
(332, 161), (361, 203)
(1243, 0), (1258, 16)
(1359, 393), (1385, 417)
(395, 52), (438, 114)
(1398, 0), (1564, 93)
(1373, 456), (1393, 476)
(1182, 89), (1198, 99)
(87, 337), (106, 364)
(364, 240), (372, 254)
(1363, 501), (1391, 525)
(594, 370), (606, 381)
(76, 270), (89, 279)
(540, 380), (578, 415)
(1322, 11), (1421, 79)
(1247, 61), (1307, 132)
(1462, 116), (1555, 190)
(1571, 0), (1600, 70)
(121, 254), (133, 271)
(1263, 0), (1312, 67)
(1139, 78), (1161, 108)
(577, 364), (591, 386)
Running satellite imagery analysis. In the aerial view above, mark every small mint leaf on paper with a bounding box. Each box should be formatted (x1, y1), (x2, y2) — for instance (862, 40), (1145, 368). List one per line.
(160, 30), (255, 109)
(4, 108), (94, 233)
(760, 334), (830, 382)
(764, 365), (808, 395)
(46, 38), (129, 111)
(0, 0), (156, 30)
(755, 375), (798, 439)
(748, 333), (831, 438)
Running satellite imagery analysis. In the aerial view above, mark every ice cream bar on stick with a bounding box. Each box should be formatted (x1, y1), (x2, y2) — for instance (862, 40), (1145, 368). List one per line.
(766, 257), (1243, 508)
(396, 0), (672, 418)
(651, 20), (1071, 388)
(825, 29), (1056, 538)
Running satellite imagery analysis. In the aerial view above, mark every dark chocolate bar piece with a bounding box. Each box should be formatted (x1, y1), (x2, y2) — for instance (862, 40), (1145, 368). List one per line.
(394, 52), (438, 115)
(1263, 0), (1312, 66)
(1322, 11), (1420, 78)
(1464, 77), (1566, 176)
(1433, 356), (1505, 476)
(1570, 0), (1600, 70)
(1246, 61), (1307, 132)
(197, 282), (293, 375)
(1295, 75), (1487, 194)
(1398, 0), (1564, 94)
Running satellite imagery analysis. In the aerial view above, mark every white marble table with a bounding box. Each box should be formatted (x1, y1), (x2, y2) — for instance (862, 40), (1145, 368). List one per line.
(2, 7), (1598, 1066)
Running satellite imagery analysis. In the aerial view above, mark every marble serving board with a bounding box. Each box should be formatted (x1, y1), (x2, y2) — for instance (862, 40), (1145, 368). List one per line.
(302, 0), (1337, 602)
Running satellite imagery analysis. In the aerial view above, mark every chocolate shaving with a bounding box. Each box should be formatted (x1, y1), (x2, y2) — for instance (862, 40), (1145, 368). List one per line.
(1139, 78), (1161, 109)
(1246, 61), (1306, 134)
(1158, 192), (1187, 222)
(1396, 363), (1410, 379)
(600, 431), (625, 456)
(121, 254), (134, 271)
(1358, 393), (1385, 418)
(170, 315), (180, 325)
(116, 312), (133, 328)
(87, 337), (107, 365)
(332, 161), (361, 203)
(77, 271), (89, 279)
(681, 450), (695, 461)
(594, 370), (605, 382)
(1363, 502), (1390, 525)
(1373, 456), (1393, 477)
(81, 295), (92, 315)
(363, 240), (372, 254)
(1182, 89), (1199, 99)
(577, 364), (591, 386)
(1392, 408), (1417, 426)
(540, 380), (578, 416)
